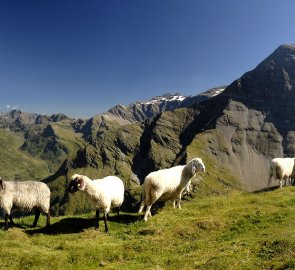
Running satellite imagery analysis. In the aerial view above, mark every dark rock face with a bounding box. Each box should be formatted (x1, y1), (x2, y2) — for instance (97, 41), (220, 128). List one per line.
(224, 44), (295, 136)
(131, 108), (199, 182)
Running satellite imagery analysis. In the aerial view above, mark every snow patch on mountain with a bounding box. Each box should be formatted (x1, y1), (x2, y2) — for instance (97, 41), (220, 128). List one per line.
(139, 94), (186, 105)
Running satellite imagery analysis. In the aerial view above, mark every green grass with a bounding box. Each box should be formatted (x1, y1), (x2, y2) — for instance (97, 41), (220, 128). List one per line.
(1, 187), (295, 269)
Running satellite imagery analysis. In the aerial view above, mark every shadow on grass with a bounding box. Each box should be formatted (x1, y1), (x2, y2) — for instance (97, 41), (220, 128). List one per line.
(108, 213), (142, 224)
(253, 186), (279, 193)
(26, 217), (95, 235)
(25, 213), (141, 235)
(0, 221), (26, 230)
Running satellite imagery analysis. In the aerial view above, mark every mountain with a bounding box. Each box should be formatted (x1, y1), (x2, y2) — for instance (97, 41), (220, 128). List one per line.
(107, 88), (226, 123)
(187, 44), (295, 190)
(79, 88), (225, 142)
(2, 44), (295, 216)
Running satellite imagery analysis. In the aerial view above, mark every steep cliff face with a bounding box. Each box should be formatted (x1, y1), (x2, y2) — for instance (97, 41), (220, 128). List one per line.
(225, 44), (295, 160)
(225, 44), (295, 138)
(189, 98), (283, 191)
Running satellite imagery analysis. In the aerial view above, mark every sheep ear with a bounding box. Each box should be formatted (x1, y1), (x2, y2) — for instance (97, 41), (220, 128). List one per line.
(0, 179), (4, 190)
(192, 164), (196, 175)
(77, 179), (84, 190)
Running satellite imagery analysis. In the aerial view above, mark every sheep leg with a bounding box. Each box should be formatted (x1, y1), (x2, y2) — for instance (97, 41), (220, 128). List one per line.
(177, 192), (183, 209)
(143, 191), (162, 221)
(177, 199), (182, 209)
(95, 209), (100, 230)
(32, 209), (40, 227)
(9, 214), (15, 226)
(117, 207), (120, 222)
(103, 211), (109, 233)
(178, 201), (182, 209)
(138, 201), (145, 213)
(144, 205), (152, 221)
(280, 179), (283, 189)
(4, 213), (9, 230)
(138, 188), (146, 213)
(45, 213), (51, 227)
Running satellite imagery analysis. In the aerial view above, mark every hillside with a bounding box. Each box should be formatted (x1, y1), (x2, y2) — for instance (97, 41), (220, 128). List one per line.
(0, 128), (50, 181)
(1, 187), (295, 269)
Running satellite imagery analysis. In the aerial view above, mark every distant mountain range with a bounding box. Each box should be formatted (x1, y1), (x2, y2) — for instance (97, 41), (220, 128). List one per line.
(106, 87), (226, 123)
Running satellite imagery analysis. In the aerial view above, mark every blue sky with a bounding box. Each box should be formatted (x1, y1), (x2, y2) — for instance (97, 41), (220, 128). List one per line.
(0, 0), (295, 118)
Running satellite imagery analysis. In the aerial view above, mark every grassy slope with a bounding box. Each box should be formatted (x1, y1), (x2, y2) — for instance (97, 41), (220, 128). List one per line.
(0, 188), (295, 270)
(0, 129), (50, 181)
(51, 120), (86, 159)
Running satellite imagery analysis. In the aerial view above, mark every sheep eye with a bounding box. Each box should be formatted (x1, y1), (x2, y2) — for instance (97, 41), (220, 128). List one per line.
(77, 183), (81, 187)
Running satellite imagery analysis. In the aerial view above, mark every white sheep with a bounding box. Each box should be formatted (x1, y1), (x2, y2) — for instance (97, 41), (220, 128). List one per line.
(0, 177), (51, 230)
(269, 157), (295, 189)
(138, 158), (205, 221)
(67, 173), (124, 232)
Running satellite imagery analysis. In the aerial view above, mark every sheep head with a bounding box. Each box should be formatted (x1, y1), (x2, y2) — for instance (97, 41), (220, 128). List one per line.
(67, 174), (85, 193)
(190, 158), (205, 175)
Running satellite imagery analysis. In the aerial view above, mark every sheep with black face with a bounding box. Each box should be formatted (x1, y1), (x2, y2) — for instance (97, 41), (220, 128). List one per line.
(67, 174), (124, 233)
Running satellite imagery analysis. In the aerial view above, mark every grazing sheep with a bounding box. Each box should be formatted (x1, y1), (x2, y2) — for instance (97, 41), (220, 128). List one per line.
(138, 158), (205, 221)
(0, 177), (51, 230)
(67, 174), (124, 233)
(269, 157), (295, 189)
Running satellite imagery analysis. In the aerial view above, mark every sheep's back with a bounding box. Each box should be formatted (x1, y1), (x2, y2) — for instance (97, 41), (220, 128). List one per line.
(271, 158), (295, 177)
(1, 181), (50, 211)
(145, 165), (184, 192)
(93, 176), (124, 207)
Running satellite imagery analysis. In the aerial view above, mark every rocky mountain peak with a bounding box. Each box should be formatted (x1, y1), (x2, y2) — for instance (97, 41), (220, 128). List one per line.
(225, 44), (295, 101)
